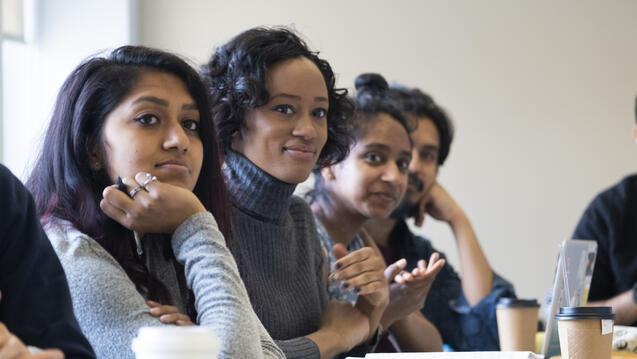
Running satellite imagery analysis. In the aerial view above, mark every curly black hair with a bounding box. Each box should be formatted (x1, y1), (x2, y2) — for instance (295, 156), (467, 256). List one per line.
(202, 26), (354, 168)
(388, 85), (454, 165)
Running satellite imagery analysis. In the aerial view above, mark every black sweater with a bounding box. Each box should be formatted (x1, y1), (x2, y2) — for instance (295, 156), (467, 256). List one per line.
(0, 164), (95, 358)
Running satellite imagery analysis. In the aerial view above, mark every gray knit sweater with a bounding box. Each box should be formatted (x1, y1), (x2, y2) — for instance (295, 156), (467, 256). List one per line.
(46, 212), (284, 359)
(224, 150), (327, 358)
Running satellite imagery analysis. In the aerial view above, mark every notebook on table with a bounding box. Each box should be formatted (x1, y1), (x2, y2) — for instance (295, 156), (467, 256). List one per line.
(358, 352), (542, 358)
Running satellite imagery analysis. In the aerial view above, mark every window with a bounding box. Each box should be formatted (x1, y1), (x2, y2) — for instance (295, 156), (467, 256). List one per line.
(2, 0), (25, 41)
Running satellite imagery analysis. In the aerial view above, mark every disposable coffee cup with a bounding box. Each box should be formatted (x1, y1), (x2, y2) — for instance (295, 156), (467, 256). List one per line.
(496, 298), (540, 351)
(556, 306), (615, 359)
(132, 326), (221, 359)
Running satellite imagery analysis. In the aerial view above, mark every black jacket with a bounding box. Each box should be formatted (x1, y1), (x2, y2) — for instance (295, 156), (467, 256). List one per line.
(0, 164), (95, 358)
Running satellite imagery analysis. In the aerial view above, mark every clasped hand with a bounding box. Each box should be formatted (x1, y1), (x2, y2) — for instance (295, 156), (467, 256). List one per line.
(414, 181), (464, 227)
(100, 172), (206, 234)
(329, 244), (389, 307)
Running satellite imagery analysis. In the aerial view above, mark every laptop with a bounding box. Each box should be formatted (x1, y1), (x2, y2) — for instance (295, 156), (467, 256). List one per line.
(542, 239), (598, 357)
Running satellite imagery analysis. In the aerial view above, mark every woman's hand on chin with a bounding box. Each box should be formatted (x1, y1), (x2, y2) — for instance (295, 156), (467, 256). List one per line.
(100, 172), (206, 234)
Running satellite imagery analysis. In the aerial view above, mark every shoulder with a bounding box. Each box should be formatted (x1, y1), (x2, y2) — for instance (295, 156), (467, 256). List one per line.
(0, 164), (23, 190)
(44, 220), (138, 308)
(289, 196), (324, 260)
(575, 174), (637, 233)
(0, 165), (32, 223)
(288, 196), (320, 239)
(0, 164), (20, 191)
(44, 220), (124, 274)
(289, 195), (315, 219)
(587, 174), (637, 212)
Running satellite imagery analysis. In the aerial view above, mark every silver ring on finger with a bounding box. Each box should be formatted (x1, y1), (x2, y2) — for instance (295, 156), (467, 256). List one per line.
(129, 185), (146, 198)
(141, 175), (158, 188)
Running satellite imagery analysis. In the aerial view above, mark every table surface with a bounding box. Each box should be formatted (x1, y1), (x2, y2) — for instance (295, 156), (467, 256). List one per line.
(550, 353), (637, 359)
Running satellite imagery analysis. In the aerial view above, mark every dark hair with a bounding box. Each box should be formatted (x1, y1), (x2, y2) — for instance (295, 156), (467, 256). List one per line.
(351, 73), (415, 139)
(26, 46), (231, 313)
(388, 85), (454, 165)
(202, 26), (354, 167)
(308, 73), (414, 204)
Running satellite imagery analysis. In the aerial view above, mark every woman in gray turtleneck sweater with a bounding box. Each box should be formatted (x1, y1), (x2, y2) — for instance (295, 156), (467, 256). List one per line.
(203, 27), (389, 358)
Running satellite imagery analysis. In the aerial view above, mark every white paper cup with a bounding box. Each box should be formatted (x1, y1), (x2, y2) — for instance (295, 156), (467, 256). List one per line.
(132, 326), (221, 359)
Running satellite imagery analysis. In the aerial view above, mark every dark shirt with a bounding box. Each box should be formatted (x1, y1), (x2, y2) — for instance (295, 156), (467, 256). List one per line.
(0, 164), (95, 358)
(379, 220), (516, 351)
(573, 174), (637, 321)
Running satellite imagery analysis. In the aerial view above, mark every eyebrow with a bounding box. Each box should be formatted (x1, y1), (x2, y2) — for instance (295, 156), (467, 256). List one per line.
(364, 142), (412, 156)
(133, 96), (169, 106)
(132, 96), (198, 111)
(270, 93), (329, 103)
(419, 144), (439, 152)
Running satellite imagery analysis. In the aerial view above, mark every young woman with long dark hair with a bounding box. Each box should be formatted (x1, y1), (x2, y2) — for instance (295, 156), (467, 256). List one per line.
(27, 45), (283, 359)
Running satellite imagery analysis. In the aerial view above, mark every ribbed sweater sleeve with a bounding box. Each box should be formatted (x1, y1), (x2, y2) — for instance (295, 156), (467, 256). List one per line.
(47, 223), (172, 359)
(171, 212), (284, 358)
(275, 338), (320, 358)
(47, 212), (284, 359)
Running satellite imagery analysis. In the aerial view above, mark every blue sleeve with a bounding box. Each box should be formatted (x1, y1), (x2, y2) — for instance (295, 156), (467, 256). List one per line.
(0, 165), (95, 358)
(415, 237), (516, 351)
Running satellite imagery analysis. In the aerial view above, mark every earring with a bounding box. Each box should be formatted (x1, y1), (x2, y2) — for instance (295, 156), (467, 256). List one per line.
(90, 160), (102, 171)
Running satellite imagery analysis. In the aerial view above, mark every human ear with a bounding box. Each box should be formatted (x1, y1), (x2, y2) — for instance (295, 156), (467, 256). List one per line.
(320, 166), (335, 181)
(87, 138), (103, 171)
(230, 129), (244, 154)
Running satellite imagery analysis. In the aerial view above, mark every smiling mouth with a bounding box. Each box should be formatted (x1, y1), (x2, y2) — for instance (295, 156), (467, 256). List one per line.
(283, 146), (316, 160)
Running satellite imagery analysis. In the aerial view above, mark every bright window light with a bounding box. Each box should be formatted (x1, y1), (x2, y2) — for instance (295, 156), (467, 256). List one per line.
(2, 0), (25, 41)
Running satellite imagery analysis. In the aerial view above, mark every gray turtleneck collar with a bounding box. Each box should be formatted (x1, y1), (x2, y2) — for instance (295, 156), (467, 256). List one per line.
(223, 150), (297, 222)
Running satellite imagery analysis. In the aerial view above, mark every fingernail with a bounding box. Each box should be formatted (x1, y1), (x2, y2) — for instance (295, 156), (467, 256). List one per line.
(354, 287), (361, 293)
(335, 262), (342, 270)
(342, 282), (349, 289)
(331, 273), (339, 282)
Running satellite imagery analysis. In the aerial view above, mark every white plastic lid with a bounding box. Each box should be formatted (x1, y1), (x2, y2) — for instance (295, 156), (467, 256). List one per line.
(132, 326), (221, 354)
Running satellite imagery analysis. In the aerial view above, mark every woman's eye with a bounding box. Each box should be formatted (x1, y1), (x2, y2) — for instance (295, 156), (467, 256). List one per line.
(135, 114), (159, 126)
(182, 119), (199, 132)
(273, 104), (294, 115)
(312, 108), (327, 118)
(364, 153), (383, 163)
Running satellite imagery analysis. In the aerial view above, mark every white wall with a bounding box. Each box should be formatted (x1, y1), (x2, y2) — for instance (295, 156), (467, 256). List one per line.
(2, 0), (137, 178)
(138, 0), (637, 301)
